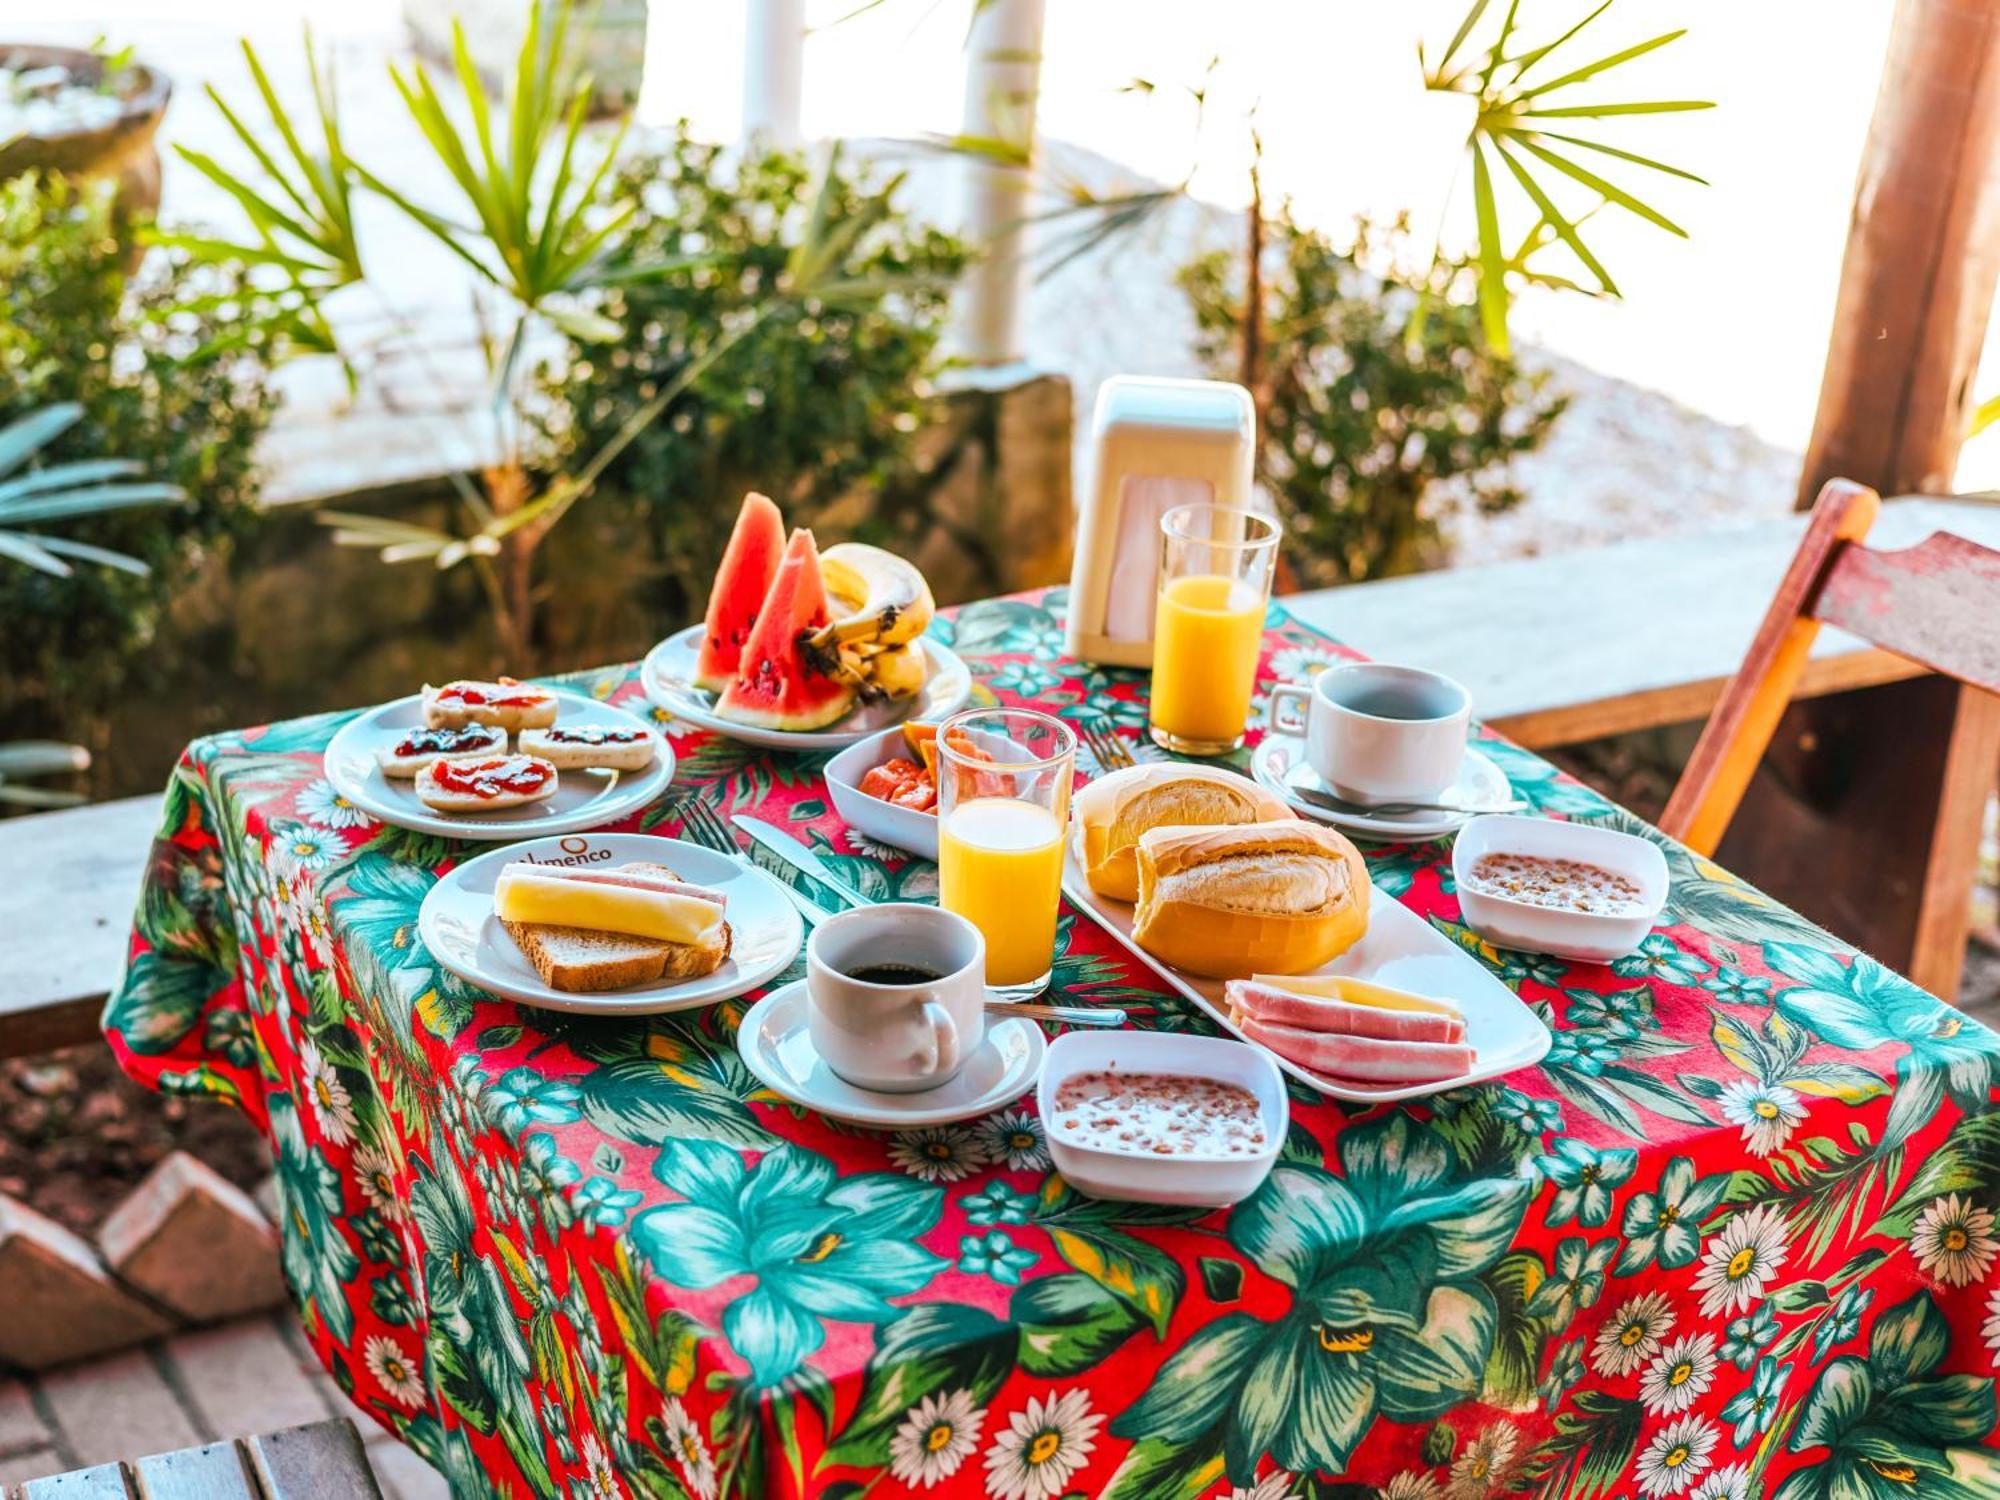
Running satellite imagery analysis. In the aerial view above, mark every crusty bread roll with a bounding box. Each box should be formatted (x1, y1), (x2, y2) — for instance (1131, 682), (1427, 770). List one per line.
(1075, 763), (1295, 901)
(422, 677), (558, 732)
(518, 725), (657, 772)
(1132, 821), (1369, 978)
(414, 754), (559, 814)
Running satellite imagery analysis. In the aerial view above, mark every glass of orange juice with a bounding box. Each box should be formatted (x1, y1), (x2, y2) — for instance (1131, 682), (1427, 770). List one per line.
(936, 708), (1076, 997)
(1149, 503), (1280, 755)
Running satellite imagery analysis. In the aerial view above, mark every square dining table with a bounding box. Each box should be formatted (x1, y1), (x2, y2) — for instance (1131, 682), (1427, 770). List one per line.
(104, 587), (2000, 1500)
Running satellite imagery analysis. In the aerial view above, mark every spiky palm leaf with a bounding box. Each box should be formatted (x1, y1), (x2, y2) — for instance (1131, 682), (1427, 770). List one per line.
(1426, 0), (1713, 351)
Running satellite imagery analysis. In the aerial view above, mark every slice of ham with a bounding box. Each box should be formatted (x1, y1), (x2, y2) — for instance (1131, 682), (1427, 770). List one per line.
(501, 862), (726, 908)
(1225, 979), (1466, 1044)
(1236, 1015), (1474, 1085)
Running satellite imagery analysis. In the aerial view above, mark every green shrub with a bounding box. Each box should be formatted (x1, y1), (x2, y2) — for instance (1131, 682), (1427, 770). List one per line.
(534, 128), (968, 609)
(0, 173), (276, 735)
(1180, 214), (1564, 588)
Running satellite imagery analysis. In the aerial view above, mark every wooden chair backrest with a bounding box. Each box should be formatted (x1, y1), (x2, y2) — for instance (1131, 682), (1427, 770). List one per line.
(1660, 478), (2000, 855)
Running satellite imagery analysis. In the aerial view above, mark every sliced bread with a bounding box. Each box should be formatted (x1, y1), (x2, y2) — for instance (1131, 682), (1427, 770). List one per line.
(499, 862), (732, 991)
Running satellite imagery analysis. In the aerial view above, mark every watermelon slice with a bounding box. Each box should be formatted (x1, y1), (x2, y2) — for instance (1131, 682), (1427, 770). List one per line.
(715, 528), (858, 732)
(695, 492), (787, 692)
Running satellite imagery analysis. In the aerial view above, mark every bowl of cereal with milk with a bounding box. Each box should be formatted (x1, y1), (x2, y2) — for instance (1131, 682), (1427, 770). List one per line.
(1451, 813), (1669, 963)
(1037, 1031), (1287, 1206)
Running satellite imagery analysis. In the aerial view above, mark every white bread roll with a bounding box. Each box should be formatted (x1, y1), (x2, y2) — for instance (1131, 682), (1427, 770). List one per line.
(1132, 821), (1369, 978)
(518, 726), (658, 772)
(422, 677), (559, 731)
(414, 754), (560, 813)
(1075, 763), (1294, 902)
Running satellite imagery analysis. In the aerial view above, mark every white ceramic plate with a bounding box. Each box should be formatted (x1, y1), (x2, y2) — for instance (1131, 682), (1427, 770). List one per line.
(1251, 733), (1512, 841)
(1061, 846), (1551, 1102)
(824, 726), (940, 859)
(737, 979), (1046, 1127)
(640, 625), (972, 752)
(324, 688), (672, 841)
(419, 834), (803, 1013)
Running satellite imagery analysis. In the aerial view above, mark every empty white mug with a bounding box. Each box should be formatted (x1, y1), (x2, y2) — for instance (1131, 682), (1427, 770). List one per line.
(1267, 663), (1471, 803)
(805, 903), (987, 1093)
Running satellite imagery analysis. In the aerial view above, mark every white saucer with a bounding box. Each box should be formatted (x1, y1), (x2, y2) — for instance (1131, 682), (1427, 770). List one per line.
(640, 625), (972, 751)
(324, 688), (672, 841)
(418, 834), (803, 1013)
(1251, 734), (1512, 840)
(736, 980), (1047, 1128)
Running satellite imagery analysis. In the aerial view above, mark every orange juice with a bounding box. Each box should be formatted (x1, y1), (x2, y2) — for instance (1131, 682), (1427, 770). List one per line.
(1149, 572), (1265, 749)
(939, 797), (1066, 986)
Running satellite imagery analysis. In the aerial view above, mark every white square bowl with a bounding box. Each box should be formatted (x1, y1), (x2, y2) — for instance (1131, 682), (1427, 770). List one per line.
(1451, 813), (1670, 963)
(1037, 1030), (1288, 1207)
(824, 727), (939, 860)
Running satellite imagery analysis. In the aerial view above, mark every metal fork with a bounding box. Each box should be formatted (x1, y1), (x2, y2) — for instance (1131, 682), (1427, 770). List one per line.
(669, 795), (834, 925)
(1080, 724), (1137, 773)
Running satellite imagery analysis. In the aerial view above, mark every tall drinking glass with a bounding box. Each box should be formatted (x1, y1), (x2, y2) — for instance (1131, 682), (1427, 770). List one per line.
(936, 708), (1076, 997)
(1149, 503), (1280, 756)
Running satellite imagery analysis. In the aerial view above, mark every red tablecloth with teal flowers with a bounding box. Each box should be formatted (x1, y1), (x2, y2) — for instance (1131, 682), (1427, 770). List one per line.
(104, 588), (2000, 1500)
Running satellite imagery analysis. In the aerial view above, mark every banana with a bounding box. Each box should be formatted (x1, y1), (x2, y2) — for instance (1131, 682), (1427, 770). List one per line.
(859, 640), (926, 699)
(809, 543), (934, 650)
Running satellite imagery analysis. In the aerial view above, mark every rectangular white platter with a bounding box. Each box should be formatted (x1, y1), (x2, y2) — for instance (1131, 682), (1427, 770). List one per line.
(1061, 847), (1553, 1103)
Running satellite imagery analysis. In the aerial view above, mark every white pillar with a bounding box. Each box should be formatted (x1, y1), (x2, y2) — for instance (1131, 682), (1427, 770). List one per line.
(742, 0), (805, 151)
(958, 0), (1046, 366)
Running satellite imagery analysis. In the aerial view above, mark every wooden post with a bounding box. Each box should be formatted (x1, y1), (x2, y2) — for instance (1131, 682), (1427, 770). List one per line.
(1797, 0), (2000, 503)
(958, 0), (1047, 365)
(742, 0), (806, 151)
(1740, 0), (2000, 999)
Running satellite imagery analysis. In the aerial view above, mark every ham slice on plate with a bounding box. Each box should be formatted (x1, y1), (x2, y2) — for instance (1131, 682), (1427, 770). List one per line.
(1236, 1015), (1475, 1085)
(1225, 979), (1465, 1044)
(502, 862), (727, 908)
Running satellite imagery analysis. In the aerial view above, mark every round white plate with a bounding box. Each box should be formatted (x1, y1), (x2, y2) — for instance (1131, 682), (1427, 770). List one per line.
(737, 979), (1046, 1127)
(1251, 733), (1512, 841)
(324, 688), (672, 841)
(419, 834), (803, 1013)
(640, 625), (972, 752)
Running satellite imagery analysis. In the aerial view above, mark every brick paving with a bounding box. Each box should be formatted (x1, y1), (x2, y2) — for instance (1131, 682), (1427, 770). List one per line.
(0, 1314), (446, 1498)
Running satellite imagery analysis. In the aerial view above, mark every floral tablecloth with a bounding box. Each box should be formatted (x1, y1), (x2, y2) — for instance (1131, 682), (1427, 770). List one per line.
(105, 588), (2000, 1500)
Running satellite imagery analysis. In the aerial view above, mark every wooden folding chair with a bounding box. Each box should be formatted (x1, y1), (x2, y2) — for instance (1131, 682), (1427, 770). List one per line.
(1660, 478), (2000, 994)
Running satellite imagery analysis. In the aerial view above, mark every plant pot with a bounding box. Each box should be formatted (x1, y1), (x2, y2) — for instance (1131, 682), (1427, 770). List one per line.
(0, 44), (172, 221)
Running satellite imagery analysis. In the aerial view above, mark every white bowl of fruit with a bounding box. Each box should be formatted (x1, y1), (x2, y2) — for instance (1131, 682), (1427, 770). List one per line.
(642, 495), (971, 749)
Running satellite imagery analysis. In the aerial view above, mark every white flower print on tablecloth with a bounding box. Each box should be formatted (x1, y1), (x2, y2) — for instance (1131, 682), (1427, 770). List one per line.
(1910, 1193), (1998, 1287)
(1593, 1291), (1675, 1377)
(297, 776), (370, 829)
(1445, 1422), (1518, 1499)
(1691, 1203), (1789, 1316)
(1717, 1079), (1806, 1157)
(890, 1125), (991, 1183)
(971, 1108), (1049, 1171)
(1688, 1463), (1752, 1500)
(661, 1398), (717, 1499)
(363, 1334), (424, 1408)
(1380, 1472), (1445, 1500)
(888, 1387), (984, 1489)
(353, 1144), (407, 1222)
(983, 1389), (1101, 1500)
(1224, 1470), (1295, 1500)
(299, 1037), (357, 1146)
(1639, 1332), (1719, 1416)
(1633, 1416), (1718, 1497)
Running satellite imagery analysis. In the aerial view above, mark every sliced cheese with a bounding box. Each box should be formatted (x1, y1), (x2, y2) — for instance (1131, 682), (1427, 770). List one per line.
(1248, 972), (1463, 1020)
(494, 868), (724, 945)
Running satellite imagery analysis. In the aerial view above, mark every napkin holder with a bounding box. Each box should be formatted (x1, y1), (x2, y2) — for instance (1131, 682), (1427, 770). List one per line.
(1065, 376), (1256, 668)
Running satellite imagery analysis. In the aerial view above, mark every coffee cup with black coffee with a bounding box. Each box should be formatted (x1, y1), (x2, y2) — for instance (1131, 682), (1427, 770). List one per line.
(805, 904), (987, 1092)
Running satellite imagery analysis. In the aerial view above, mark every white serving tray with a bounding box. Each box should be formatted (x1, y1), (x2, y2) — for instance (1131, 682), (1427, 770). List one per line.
(1061, 846), (1552, 1102)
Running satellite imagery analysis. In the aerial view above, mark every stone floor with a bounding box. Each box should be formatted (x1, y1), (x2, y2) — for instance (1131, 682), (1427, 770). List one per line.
(0, 1312), (445, 1498)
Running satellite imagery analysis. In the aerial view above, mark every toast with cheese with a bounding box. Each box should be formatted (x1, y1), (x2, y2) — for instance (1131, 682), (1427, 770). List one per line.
(498, 861), (732, 991)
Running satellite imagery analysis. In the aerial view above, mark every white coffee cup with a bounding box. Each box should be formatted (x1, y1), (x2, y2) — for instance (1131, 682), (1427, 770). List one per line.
(1266, 663), (1471, 804)
(806, 904), (987, 1093)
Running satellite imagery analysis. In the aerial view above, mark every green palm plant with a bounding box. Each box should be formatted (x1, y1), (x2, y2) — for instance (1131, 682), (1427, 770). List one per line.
(0, 402), (185, 809)
(0, 403), (184, 578)
(153, 29), (363, 364)
(1425, 0), (1714, 351)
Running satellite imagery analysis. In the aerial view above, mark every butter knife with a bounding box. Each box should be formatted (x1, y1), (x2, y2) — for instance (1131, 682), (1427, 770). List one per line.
(731, 815), (873, 910)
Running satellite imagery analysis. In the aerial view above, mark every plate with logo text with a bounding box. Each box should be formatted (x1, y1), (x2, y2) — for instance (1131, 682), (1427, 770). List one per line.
(419, 833), (804, 1012)
(323, 687), (673, 841)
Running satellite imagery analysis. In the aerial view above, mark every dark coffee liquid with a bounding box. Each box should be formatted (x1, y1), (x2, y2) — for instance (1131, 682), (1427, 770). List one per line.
(846, 962), (943, 985)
